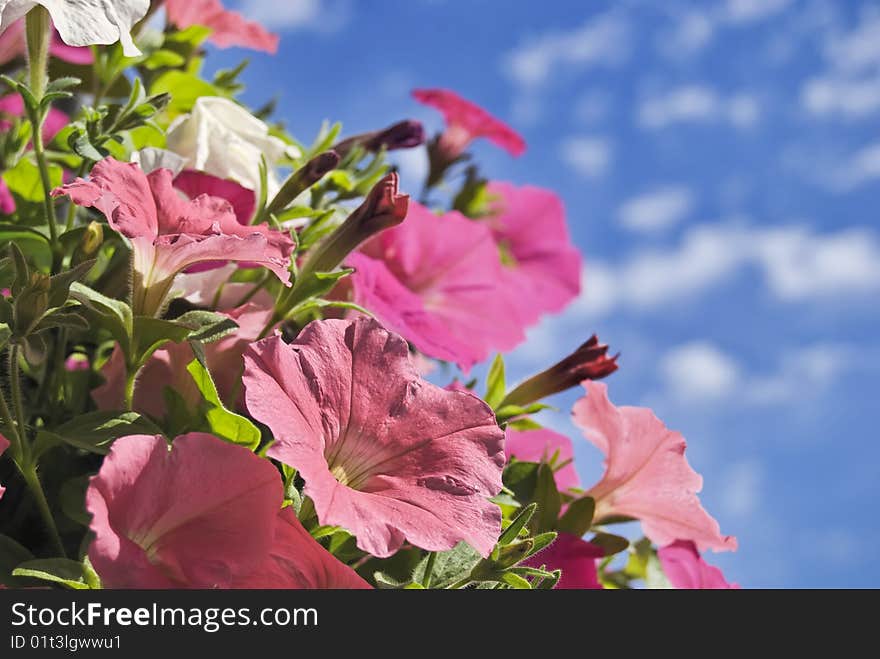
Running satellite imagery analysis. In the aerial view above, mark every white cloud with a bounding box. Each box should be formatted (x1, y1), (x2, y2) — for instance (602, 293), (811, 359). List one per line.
(658, 340), (859, 408)
(576, 222), (880, 317)
(236, 0), (350, 32)
(667, 12), (714, 54)
(660, 342), (741, 400)
(638, 86), (760, 129)
(802, 75), (880, 118)
(723, 0), (793, 25)
(824, 11), (880, 73)
(558, 135), (612, 179)
(617, 186), (694, 233)
(502, 12), (629, 88)
(832, 141), (880, 190)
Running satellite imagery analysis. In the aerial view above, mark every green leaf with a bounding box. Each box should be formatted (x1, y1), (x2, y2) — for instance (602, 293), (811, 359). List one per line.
(13, 559), (93, 589)
(526, 532), (557, 557)
(557, 496), (595, 537)
(502, 459), (539, 503)
(500, 571), (532, 589)
(0, 322), (10, 352)
(174, 310), (239, 344)
(533, 463), (561, 533)
(186, 356), (261, 449)
(47, 259), (96, 308)
(132, 316), (192, 365)
(49, 410), (163, 454)
(2, 157), (62, 205)
(69, 282), (132, 356)
(0, 535), (34, 587)
(498, 502), (537, 545)
(150, 70), (223, 117)
(484, 354), (506, 409)
(590, 532), (630, 557)
(59, 476), (91, 526)
(412, 543), (482, 589)
(505, 417), (544, 431)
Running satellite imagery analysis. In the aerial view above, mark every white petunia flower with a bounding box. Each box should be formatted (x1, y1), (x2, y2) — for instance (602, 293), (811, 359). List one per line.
(0, 0), (149, 57)
(166, 96), (299, 199)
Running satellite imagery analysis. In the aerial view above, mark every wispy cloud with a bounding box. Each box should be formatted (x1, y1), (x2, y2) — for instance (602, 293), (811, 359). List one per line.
(638, 85), (760, 129)
(723, 0), (793, 25)
(236, 0), (351, 32)
(830, 141), (880, 190)
(501, 11), (630, 88)
(617, 186), (694, 233)
(558, 135), (612, 179)
(577, 222), (880, 317)
(660, 341), (741, 401)
(802, 75), (880, 119)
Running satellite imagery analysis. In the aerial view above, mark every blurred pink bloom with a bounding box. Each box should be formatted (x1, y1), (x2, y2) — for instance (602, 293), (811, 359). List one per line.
(523, 533), (603, 589)
(348, 201), (524, 371)
(412, 88), (525, 158)
(64, 354), (89, 371)
(93, 288), (274, 418)
(166, 0), (279, 54)
(505, 428), (579, 492)
(0, 19), (93, 66)
(87, 433), (367, 588)
(242, 317), (505, 558)
(658, 540), (740, 589)
(0, 94), (68, 143)
(573, 382), (737, 552)
(234, 508), (372, 589)
(53, 158), (293, 315)
(87, 432), (281, 588)
(0, 434), (8, 500)
(485, 182), (581, 324)
(0, 179), (14, 214)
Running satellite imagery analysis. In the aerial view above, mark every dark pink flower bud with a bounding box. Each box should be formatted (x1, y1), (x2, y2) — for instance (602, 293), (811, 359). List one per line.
(334, 120), (425, 158)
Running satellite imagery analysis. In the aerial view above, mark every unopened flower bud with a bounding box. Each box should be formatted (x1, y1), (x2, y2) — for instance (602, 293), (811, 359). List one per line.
(500, 335), (619, 408)
(14, 272), (50, 335)
(265, 150), (340, 218)
(80, 221), (103, 256)
(333, 120), (425, 159)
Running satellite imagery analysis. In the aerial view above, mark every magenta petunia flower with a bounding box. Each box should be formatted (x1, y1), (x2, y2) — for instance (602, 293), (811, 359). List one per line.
(658, 540), (740, 589)
(166, 0), (279, 54)
(0, 94), (68, 143)
(53, 157), (293, 316)
(484, 182), (581, 325)
(174, 169), (256, 226)
(348, 201), (525, 371)
(242, 317), (506, 558)
(573, 382), (737, 552)
(412, 88), (525, 158)
(0, 433), (8, 500)
(0, 179), (14, 215)
(93, 288), (274, 418)
(523, 532), (603, 589)
(87, 432), (368, 588)
(505, 428), (579, 492)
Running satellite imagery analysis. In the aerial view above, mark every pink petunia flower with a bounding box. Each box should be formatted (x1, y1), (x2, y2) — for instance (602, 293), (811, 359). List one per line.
(0, 178), (14, 215)
(412, 88), (526, 158)
(573, 382), (737, 552)
(522, 532), (604, 589)
(505, 428), (579, 492)
(53, 158), (294, 316)
(87, 432), (369, 588)
(166, 0), (279, 54)
(242, 316), (506, 558)
(347, 201), (525, 371)
(93, 287), (274, 418)
(658, 540), (740, 589)
(0, 433), (8, 500)
(0, 94), (69, 143)
(484, 182), (581, 325)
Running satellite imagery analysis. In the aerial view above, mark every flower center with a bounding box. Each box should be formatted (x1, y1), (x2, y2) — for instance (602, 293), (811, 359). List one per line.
(330, 463), (351, 486)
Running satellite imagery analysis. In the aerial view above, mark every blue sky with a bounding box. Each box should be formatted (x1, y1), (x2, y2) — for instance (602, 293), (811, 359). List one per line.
(215, 0), (879, 587)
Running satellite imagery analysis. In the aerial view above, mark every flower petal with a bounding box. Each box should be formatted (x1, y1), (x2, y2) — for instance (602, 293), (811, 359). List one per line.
(658, 540), (740, 589)
(166, 0), (279, 53)
(242, 317), (505, 558)
(522, 532), (603, 589)
(573, 381), (737, 552)
(505, 428), (580, 492)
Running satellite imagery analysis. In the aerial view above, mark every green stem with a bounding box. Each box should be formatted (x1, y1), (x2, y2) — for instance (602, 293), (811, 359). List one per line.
(9, 345), (28, 446)
(422, 552), (437, 589)
(25, 7), (49, 99)
(124, 368), (137, 411)
(0, 384), (24, 463)
(21, 464), (66, 557)
(448, 577), (472, 590)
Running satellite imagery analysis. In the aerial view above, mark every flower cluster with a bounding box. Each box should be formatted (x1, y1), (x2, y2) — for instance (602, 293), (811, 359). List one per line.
(0, 0), (738, 590)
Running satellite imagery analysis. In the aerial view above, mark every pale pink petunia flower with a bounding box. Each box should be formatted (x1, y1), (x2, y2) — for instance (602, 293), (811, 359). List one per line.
(242, 317), (506, 558)
(86, 433), (368, 588)
(0, 179), (14, 215)
(505, 428), (580, 492)
(166, 0), (279, 54)
(658, 540), (740, 589)
(0, 433), (8, 499)
(573, 382), (737, 552)
(484, 182), (581, 325)
(53, 158), (293, 316)
(412, 88), (526, 158)
(0, 94), (68, 143)
(93, 288), (274, 418)
(522, 532), (604, 589)
(348, 201), (525, 371)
